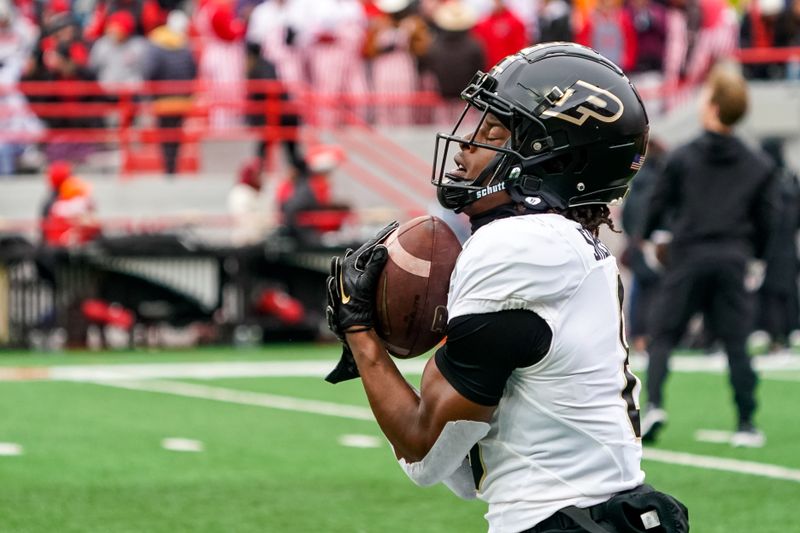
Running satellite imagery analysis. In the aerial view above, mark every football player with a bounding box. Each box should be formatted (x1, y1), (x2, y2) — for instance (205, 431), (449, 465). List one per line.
(326, 43), (689, 532)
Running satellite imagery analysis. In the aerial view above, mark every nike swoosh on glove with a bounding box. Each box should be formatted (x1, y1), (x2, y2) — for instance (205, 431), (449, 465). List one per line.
(325, 221), (398, 383)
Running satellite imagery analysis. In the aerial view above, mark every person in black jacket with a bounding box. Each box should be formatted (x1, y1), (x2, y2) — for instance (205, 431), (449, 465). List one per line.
(640, 64), (778, 448)
(245, 41), (305, 173)
(142, 10), (196, 175)
(422, 4), (484, 124)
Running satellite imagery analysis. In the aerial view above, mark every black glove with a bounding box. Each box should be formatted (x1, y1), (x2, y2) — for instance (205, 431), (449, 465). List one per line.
(325, 221), (398, 383)
(324, 343), (360, 384)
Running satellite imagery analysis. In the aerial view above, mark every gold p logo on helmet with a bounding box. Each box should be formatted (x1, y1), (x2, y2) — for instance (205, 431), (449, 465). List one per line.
(542, 80), (624, 126)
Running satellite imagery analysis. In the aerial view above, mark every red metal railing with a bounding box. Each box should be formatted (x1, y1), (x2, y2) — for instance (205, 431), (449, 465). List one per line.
(736, 46), (800, 64)
(5, 79), (306, 173)
(1, 47), (797, 174)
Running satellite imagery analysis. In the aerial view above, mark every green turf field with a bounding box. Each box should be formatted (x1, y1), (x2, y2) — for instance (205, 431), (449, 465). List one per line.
(1, 345), (798, 532)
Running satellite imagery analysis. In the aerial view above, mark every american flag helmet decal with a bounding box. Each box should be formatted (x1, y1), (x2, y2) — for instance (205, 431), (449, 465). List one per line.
(630, 153), (645, 171)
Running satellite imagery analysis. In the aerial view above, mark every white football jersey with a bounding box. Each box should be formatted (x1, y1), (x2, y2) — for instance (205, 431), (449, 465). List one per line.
(447, 213), (644, 533)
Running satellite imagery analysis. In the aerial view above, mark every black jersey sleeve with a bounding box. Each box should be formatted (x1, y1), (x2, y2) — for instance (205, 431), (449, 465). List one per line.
(434, 309), (552, 406)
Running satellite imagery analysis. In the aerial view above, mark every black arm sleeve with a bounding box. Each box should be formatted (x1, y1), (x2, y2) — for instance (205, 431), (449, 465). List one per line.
(435, 309), (552, 407)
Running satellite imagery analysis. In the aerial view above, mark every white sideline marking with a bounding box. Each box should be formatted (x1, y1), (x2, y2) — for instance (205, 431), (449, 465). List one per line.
(629, 352), (800, 373)
(162, 438), (204, 453)
(644, 449), (800, 483)
(3, 354), (800, 382)
(0, 443), (23, 456)
(338, 434), (383, 449)
(91, 378), (800, 484)
(0, 359), (429, 382)
(694, 429), (734, 444)
(94, 379), (374, 421)
(761, 373), (800, 383)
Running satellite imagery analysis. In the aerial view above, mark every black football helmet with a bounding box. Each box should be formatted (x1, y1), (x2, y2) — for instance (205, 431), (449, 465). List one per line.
(432, 42), (649, 212)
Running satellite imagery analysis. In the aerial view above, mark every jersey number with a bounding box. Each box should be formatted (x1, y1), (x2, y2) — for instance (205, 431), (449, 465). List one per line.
(617, 276), (641, 437)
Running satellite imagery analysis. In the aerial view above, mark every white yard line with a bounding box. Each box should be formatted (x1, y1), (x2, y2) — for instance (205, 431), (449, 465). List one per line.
(161, 438), (204, 453)
(338, 434), (384, 448)
(94, 378), (375, 421)
(91, 377), (800, 484)
(0, 443), (23, 456)
(694, 429), (734, 444)
(643, 448), (800, 483)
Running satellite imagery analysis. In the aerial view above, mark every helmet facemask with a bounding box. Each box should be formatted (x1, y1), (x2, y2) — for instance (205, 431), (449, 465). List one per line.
(431, 71), (574, 213)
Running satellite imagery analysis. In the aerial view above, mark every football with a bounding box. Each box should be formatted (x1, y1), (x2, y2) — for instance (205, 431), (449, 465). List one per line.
(374, 216), (462, 358)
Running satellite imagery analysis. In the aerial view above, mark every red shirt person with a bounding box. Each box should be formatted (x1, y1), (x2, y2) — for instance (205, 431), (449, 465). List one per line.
(276, 145), (349, 234)
(42, 176), (101, 247)
(576, 0), (638, 72)
(472, 0), (527, 72)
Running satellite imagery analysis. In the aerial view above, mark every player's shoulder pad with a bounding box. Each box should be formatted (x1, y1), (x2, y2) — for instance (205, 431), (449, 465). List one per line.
(461, 214), (582, 269)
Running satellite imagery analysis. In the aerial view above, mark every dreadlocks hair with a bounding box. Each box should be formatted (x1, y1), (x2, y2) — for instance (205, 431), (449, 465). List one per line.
(563, 204), (618, 237)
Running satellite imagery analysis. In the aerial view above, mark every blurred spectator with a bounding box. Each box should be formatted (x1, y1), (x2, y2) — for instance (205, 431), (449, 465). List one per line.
(245, 42), (305, 173)
(684, 0), (738, 83)
(39, 10), (84, 60)
(34, 40), (97, 114)
(246, 0), (307, 85)
(196, 0), (246, 129)
(84, 0), (115, 41)
(40, 160), (71, 229)
(775, 0), (800, 49)
(36, 9), (91, 87)
(143, 10), (197, 175)
(0, 0), (37, 87)
(424, 1), (484, 124)
(84, 0), (168, 41)
(0, 0), (41, 175)
(89, 10), (147, 88)
(538, 0), (574, 43)
(305, 0), (369, 126)
(228, 157), (269, 245)
(662, 0), (690, 109)
(627, 0), (668, 73)
(276, 144), (350, 238)
(741, 0), (786, 79)
(504, 0), (539, 43)
(755, 137), (800, 352)
(39, 0), (73, 35)
(365, 0), (431, 125)
(576, 0), (638, 72)
(140, 0), (170, 33)
(14, 0), (36, 23)
(277, 144), (339, 215)
(472, 0), (527, 72)
(42, 176), (102, 247)
(24, 11), (99, 164)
